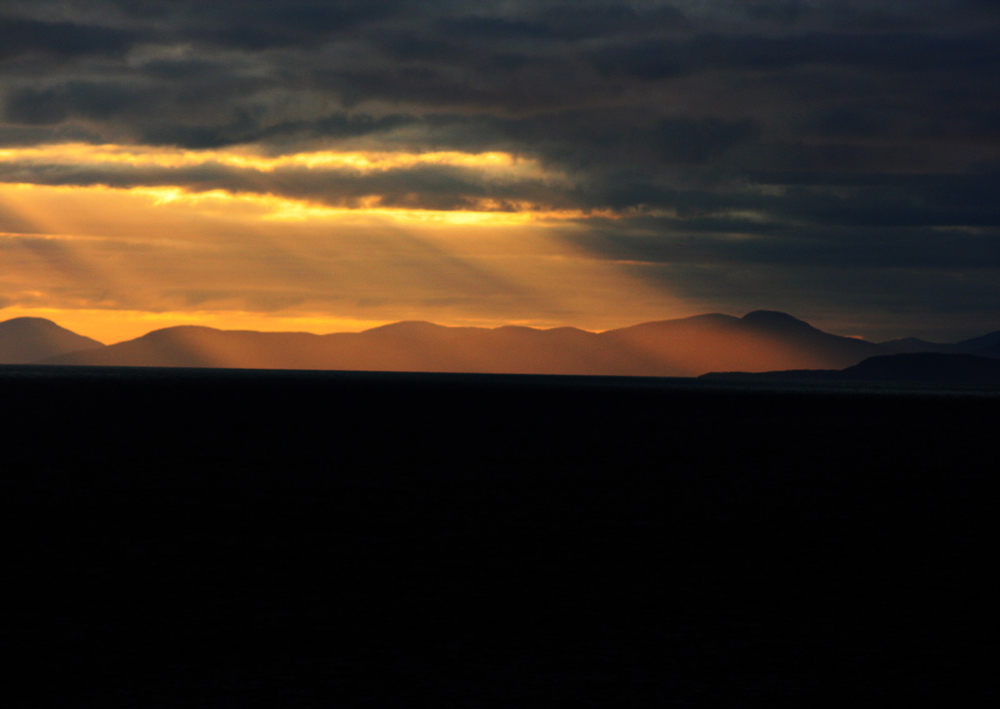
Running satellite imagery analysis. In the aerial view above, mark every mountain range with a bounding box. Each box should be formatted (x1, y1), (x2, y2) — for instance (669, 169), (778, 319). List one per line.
(3, 311), (999, 378)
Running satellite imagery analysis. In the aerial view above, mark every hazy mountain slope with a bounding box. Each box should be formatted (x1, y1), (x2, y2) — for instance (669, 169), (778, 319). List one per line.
(874, 331), (1000, 358)
(45, 322), (636, 374)
(600, 310), (882, 376)
(874, 337), (956, 356)
(0, 317), (105, 364)
(952, 331), (1000, 359)
(703, 352), (1000, 386)
(46, 310), (932, 376)
(42, 326), (314, 369)
(841, 352), (1000, 383)
(348, 322), (636, 374)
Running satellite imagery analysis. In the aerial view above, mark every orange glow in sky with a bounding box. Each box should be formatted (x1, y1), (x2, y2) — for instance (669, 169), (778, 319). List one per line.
(0, 144), (684, 342)
(0, 143), (598, 222)
(128, 187), (603, 226)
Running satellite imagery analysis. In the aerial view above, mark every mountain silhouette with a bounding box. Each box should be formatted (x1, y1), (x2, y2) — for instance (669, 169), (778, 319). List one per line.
(952, 331), (1000, 359)
(602, 310), (882, 375)
(41, 322), (633, 374)
(841, 352), (1000, 384)
(0, 317), (104, 364)
(740, 310), (821, 332)
(702, 352), (1000, 385)
(37, 310), (995, 376)
(873, 337), (953, 356)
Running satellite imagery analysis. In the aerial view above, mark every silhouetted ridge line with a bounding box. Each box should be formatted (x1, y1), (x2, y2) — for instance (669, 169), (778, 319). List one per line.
(953, 331), (1000, 359)
(0, 317), (105, 364)
(843, 352), (1000, 383)
(702, 352), (1000, 386)
(740, 310), (819, 333)
(12, 312), (1000, 377)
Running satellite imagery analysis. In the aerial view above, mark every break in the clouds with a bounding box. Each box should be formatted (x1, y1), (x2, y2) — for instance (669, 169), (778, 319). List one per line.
(2, 0), (1000, 341)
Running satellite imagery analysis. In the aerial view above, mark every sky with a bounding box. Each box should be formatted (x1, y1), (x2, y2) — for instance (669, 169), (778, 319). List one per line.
(2, 0), (999, 343)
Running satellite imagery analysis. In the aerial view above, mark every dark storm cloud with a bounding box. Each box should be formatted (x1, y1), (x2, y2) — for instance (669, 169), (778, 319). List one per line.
(3, 0), (1000, 328)
(177, 1), (408, 51)
(5, 81), (158, 124)
(435, 4), (688, 42)
(588, 31), (1000, 80)
(0, 16), (140, 61)
(138, 112), (419, 150)
(572, 218), (1000, 269)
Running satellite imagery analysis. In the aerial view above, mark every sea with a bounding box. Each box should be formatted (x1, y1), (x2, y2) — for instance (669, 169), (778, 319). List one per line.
(4, 366), (997, 705)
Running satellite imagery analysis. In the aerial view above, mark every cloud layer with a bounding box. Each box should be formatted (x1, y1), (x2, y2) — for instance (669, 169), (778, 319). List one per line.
(2, 1), (1000, 339)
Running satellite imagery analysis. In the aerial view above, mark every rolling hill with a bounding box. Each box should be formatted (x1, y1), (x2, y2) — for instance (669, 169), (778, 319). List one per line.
(0, 317), (105, 364)
(701, 352), (1000, 385)
(34, 310), (995, 376)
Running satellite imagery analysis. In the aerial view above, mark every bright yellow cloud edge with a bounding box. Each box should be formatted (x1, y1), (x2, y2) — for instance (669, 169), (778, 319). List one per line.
(0, 143), (612, 225)
(0, 143), (526, 172)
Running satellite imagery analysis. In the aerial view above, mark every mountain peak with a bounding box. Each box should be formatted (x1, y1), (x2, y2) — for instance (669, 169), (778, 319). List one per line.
(1, 316), (65, 331)
(138, 325), (221, 338)
(364, 321), (450, 335)
(0, 317), (105, 364)
(741, 310), (816, 332)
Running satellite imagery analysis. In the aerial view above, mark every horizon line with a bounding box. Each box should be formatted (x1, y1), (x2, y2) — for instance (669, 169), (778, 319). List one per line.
(0, 309), (983, 348)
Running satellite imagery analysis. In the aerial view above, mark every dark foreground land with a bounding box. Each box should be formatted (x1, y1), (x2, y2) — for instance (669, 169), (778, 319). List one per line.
(4, 367), (998, 705)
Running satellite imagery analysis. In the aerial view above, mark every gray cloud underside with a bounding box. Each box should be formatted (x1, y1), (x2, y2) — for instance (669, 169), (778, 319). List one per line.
(4, 157), (999, 232)
(3, 0), (1000, 331)
(0, 159), (574, 211)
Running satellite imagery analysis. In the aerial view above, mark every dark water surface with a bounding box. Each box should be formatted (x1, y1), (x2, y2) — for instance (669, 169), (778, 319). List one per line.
(4, 366), (998, 705)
